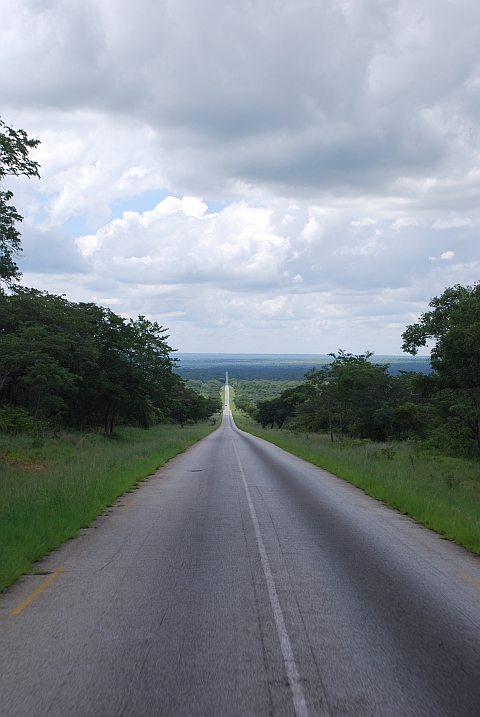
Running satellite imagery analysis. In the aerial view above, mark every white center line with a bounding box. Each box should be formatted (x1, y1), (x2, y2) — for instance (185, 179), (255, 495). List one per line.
(231, 433), (309, 717)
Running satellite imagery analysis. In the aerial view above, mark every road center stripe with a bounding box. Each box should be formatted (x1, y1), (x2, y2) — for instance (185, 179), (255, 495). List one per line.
(360, 501), (378, 515)
(231, 433), (309, 717)
(462, 572), (480, 590)
(120, 497), (135, 512)
(11, 568), (64, 615)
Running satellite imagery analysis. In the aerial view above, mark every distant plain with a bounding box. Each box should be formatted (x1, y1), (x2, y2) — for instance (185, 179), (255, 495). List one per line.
(174, 353), (431, 382)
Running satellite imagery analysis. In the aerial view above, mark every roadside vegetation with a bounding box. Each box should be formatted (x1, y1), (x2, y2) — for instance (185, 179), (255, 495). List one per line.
(0, 288), (222, 433)
(0, 420), (220, 591)
(242, 284), (480, 459)
(233, 410), (480, 554)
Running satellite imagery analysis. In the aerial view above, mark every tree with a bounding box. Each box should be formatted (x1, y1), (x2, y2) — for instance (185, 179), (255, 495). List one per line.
(0, 288), (98, 426)
(0, 289), (200, 432)
(76, 308), (176, 432)
(235, 397), (257, 415)
(303, 352), (392, 440)
(167, 377), (211, 427)
(0, 118), (40, 287)
(254, 386), (304, 429)
(402, 283), (480, 448)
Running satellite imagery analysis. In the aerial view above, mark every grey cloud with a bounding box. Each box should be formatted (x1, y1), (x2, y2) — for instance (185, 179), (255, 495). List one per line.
(19, 224), (90, 274)
(2, 0), (480, 199)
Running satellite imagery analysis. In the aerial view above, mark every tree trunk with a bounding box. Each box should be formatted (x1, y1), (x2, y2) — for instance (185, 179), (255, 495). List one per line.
(104, 401), (115, 433)
(32, 392), (41, 430)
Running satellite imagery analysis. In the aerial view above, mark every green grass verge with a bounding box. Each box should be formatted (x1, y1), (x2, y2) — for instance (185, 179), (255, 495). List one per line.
(0, 421), (218, 591)
(233, 410), (480, 554)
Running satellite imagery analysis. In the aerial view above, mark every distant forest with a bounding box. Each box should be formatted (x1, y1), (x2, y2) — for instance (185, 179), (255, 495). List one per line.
(174, 354), (431, 382)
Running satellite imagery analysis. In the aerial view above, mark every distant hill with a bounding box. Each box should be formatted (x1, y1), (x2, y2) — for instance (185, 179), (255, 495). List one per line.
(174, 354), (432, 382)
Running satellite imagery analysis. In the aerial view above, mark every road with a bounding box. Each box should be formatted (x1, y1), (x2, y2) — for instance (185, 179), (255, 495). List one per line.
(1, 388), (480, 716)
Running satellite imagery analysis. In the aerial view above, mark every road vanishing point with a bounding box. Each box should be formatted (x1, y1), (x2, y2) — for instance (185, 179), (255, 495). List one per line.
(1, 386), (480, 716)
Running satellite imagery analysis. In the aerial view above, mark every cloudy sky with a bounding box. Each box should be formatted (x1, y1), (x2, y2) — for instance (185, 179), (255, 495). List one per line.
(2, 0), (479, 353)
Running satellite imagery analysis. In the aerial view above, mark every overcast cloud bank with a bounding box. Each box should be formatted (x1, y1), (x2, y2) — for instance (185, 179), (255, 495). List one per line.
(2, 0), (480, 352)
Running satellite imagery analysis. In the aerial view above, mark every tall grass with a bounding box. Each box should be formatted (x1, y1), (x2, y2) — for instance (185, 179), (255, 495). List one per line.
(0, 421), (218, 591)
(233, 411), (480, 554)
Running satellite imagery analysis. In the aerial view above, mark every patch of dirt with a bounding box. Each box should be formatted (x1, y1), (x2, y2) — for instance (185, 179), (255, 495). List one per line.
(0, 452), (46, 471)
(18, 463), (46, 471)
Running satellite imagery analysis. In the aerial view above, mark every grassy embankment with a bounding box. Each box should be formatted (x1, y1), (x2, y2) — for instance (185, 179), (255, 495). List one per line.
(0, 421), (219, 591)
(232, 405), (480, 555)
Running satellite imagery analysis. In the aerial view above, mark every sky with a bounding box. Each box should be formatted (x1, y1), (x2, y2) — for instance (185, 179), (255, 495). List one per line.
(1, 0), (480, 354)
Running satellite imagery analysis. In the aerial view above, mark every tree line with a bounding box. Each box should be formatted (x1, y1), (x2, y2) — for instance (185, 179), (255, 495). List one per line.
(247, 283), (480, 457)
(0, 288), (221, 432)
(0, 118), (221, 433)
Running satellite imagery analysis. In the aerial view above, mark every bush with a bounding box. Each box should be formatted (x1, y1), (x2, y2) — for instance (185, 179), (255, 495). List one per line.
(0, 406), (33, 434)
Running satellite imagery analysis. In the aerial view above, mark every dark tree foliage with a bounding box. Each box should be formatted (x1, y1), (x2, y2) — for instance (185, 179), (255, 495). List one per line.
(0, 119), (40, 287)
(255, 386), (303, 429)
(298, 352), (392, 441)
(0, 288), (216, 431)
(235, 397), (257, 415)
(168, 378), (221, 428)
(402, 283), (480, 447)
(252, 353), (436, 444)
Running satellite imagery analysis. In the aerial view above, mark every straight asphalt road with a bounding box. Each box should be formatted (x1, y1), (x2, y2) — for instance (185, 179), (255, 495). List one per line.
(1, 388), (480, 716)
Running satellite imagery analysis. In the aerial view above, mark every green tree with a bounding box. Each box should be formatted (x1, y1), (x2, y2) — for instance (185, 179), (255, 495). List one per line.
(402, 283), (480, 448)
(0, 119), (40, 287)
(0, 288), (216, 433)
(167, 378), (210, 427)
(303, 352), (392, 440)
(76, 308), (176, 432)
(255, 386), (304, 429)
(0, 288), (98, 426)
(235, 397), (257, 415)
(0, 289), (180, 431)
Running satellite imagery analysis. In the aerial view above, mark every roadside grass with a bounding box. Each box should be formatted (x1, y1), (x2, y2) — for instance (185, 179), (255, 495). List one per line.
(233, 410), (480, 554)
(0, 420), (219, 591)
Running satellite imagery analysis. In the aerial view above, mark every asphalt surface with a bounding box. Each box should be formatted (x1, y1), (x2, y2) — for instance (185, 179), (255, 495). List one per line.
(1, 392), (480, 716)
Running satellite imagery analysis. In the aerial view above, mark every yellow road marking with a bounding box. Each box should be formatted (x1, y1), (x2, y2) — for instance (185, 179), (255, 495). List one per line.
(11, 568), (64, 615)
(360, 501), (378, 515)
(120, 497), (135, 513)
(462, 572), (480, 590)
